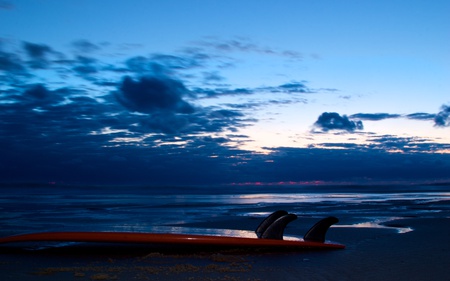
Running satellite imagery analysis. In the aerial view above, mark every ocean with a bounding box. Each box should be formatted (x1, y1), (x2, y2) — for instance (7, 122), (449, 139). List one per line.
(1, 183), (449, 242)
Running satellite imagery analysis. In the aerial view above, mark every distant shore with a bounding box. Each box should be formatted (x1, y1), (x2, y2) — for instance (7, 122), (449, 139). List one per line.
(1, 180), (450, 195)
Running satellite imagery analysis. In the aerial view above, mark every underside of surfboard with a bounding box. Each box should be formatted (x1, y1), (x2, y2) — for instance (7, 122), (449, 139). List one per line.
(0, 211), (345, 250)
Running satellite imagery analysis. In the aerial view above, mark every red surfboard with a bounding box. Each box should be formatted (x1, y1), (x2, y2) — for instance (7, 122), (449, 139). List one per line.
(0, 231), (344, 249)
(0, 211), (345, 250)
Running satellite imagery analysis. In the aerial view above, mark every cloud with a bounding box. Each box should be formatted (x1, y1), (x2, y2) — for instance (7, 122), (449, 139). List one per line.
(193, 81), (313, 100)
(209, 109), (244, 119)
(124, 51), (211, 77)
(0, 50), (28, 75)
(71, 56), (99, 80)
(22, 42), (58, 69)
(115, 75), (195, 114)
(194, 87), (253, 98)
(137, 112), (191, 134)
(150, 53), (206, 70)
(259, 82), (313, 94)
(24, 83), (51, 100)
(406, 112), (436, 120)
(202, 71), (225, 83)
(0, 1), (13, 10)
(434, 105), (450, 127)
(350, 113), (401, 121)
(261, 146), (450, 183)
(4, 83), (68, 108)
(195, 37), (303, 60)
(313, 112), (363, 132)
(2, 39), (450, 185)
(71, 40), (101, 53)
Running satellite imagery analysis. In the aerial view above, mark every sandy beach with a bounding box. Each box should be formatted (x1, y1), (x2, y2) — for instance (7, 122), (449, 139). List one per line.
(1, 187), (449, 280)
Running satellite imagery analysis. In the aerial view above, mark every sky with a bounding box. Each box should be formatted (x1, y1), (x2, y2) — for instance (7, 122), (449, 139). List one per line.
(1, 0), (449, 186)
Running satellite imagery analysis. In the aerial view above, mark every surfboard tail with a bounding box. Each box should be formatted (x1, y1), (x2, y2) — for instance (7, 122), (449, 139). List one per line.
(260, 213), (297, 240)
(303, 216), (339, 243)
(255, 210), (289, 238)
(256, 211), (340, 242)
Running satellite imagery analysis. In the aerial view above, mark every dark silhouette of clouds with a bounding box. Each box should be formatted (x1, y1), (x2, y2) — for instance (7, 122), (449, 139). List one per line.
(194, 87), (253, 98)
(24, 84), (51, 100)
(1, 39), (450, 185)
(193, 81), (313, 99)
(71, 56), (99, 80)
(261, 146), (450, 184)
(202, 71), (225, 83)
(259, 82), (313, 94)
(0, 50), (27, 73)
(350, 113), (401, 121)
(434, 105), (450, 127)
(115, 75), (194, 114)
(124, 52), (210, 77)
(314, 112), (363, 132)
(407, 112), (436, 120)
(22, 42), (58, 69)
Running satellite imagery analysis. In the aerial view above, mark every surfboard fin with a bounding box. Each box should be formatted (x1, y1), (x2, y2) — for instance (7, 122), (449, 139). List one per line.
(260, 214), (298, 240)
(303, 216), (339, 243)
(255, 210), (289, 238)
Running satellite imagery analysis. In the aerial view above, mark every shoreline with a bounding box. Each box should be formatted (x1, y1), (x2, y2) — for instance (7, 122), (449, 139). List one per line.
(1, 186), (449, 280)
(1, 218), (449, 280)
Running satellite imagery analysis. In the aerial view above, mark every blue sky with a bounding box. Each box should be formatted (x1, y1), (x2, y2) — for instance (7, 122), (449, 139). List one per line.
(1, 0), (449, 185)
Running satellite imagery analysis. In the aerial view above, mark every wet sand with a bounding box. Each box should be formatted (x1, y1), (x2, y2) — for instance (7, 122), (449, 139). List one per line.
(1, 218), (449, 280)
(1, 187), (449, 280)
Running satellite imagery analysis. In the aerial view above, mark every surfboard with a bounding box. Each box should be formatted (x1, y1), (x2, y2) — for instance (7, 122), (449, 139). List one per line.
(0, 211), (345, 250)
(0, 231), (344, 249)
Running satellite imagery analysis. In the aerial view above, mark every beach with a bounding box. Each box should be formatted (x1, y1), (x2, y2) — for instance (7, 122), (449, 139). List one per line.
(1, 184), (449, 280)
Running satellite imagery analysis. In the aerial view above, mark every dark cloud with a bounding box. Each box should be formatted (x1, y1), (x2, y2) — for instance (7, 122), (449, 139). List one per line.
(406, 112), (436, 120)
(137, 112), (191, 134)
(349, 111), (446, 126)
(194, 87), (253, 98)
(150, 53), (206, 70)
(1, 39), (450, 185)
(196, 38), (303, 60)
(311, 135), (450, 154)
(124, 56), (154, 73)
(5, 84), (68, 107)
(350, 113), (401, 121)
(71, 40), (101, 53)
(434, 105), (450, 127)
(209, 109), (244, 119)
(124, 51), (211, 77)
(71, 56), (99, 79)
(202, 71), (225, 83)
(24, 84), (50, 100)
(193, 81), (313, 100)
(0, 51), (25, 72)
(313, 112), (363, 132)
(260, 146), (450, 183)
(260, 82), (313, 94)
(278, 82), (309, 92)
(367, 135), (439, 153)
(201, 38), (258, 52)
(115, 76), (194, 114)
(201, 136), (229, 143)
(22, 42), (58, 69)
(0, 0), (13, 9)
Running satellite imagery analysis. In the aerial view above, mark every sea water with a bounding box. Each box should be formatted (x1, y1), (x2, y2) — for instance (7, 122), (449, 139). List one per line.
(1, 184), (449, 241)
